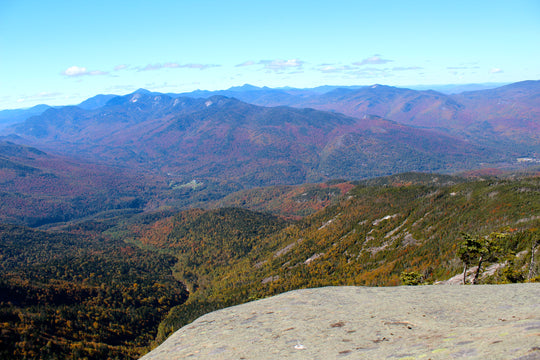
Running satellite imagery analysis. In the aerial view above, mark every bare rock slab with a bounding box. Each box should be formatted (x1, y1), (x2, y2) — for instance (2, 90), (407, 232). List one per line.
(142, 284), (540, 359)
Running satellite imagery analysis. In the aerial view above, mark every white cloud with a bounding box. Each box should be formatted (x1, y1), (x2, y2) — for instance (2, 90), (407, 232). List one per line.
(180, 63), (220, 70)
(139, 63), (170, 71)
(357, 67), (386, 72)
(319, 65), (339, 73)
(392, 66), (423, 71)
(234, 59), (305, 72)
(105, 84), (139, 93)
(259, 59), (304, 71)
(354, 55), (393, 66)
(138, 62), (219, 71)
(447, 65), (480, 70)
(347, 67), (394, 79)
(235, 60), (256, 67)
(317, 64), (355, 73)
(114, 64), (128, 71)
(490, 68), (503, 74)
(63, 65), (108, 77)
(88, 70), (108, 75)
(63, 66), (87, 76)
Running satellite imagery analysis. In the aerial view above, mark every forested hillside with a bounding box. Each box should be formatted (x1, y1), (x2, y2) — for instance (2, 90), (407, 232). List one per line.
(1, 172), (538, 359)
(0, 224), (188, 359)
(112, 173), (540, 346)
(0, 141), (163, 226)
(210, 180), (355, 219)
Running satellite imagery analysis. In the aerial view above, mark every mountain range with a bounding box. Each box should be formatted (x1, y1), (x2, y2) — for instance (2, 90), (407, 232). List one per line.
(4, 81), (538, 148)
(7, 94), (498, 185)
(3, 82), (539, 176)
(179, 81), (540, 151)
(0, 104), (52, 131)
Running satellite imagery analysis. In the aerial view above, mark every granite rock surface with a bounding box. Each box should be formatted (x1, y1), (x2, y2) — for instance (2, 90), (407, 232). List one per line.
(141, 284), (540, 359)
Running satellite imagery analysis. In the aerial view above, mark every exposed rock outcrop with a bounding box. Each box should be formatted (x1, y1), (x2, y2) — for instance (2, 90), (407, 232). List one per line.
(142, 284), (540, 359)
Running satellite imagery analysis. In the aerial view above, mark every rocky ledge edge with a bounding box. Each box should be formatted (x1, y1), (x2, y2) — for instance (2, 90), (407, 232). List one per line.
(141, 284), (540, 359)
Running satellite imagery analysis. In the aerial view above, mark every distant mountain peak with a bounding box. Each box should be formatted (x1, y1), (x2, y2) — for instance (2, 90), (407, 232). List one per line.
(369, 84), (396, 90)
(227, 84), (261, 92)
(78, 94), (116, 110)
(133, 88), (152, 94)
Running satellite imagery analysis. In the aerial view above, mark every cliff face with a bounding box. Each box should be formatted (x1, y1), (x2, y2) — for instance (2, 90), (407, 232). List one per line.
(141, 284), (540, 359)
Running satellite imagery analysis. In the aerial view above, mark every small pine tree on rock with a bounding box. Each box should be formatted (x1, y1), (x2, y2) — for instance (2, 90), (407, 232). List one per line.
(458, 232), (505, 284)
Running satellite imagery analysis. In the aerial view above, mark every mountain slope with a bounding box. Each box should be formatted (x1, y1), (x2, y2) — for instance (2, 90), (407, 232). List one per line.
(0, 141), (164, 226)
(264, 81), (540, 150)
(114, 173), (540, 343)
(0, 104), (51, 130)
(2, 172), (538, 359)
(211, 180), (356, 219)
(78, 94), (117, 110)
(452, 80), (540, 146)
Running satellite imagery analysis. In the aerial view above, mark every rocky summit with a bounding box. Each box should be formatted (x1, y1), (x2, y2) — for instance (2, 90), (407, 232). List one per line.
(142, 284), (540, 360)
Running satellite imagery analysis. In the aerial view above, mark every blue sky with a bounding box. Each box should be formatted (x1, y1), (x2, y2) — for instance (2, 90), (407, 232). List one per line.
(0, 0), (539, 110)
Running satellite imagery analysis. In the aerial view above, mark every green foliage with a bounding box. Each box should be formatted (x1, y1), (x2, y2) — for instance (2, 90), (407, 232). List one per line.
(501, 262), (526, 283)
(400, 271), (423, 285)
(458, 233), (483, 268)
(458, 231), (506, 284)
